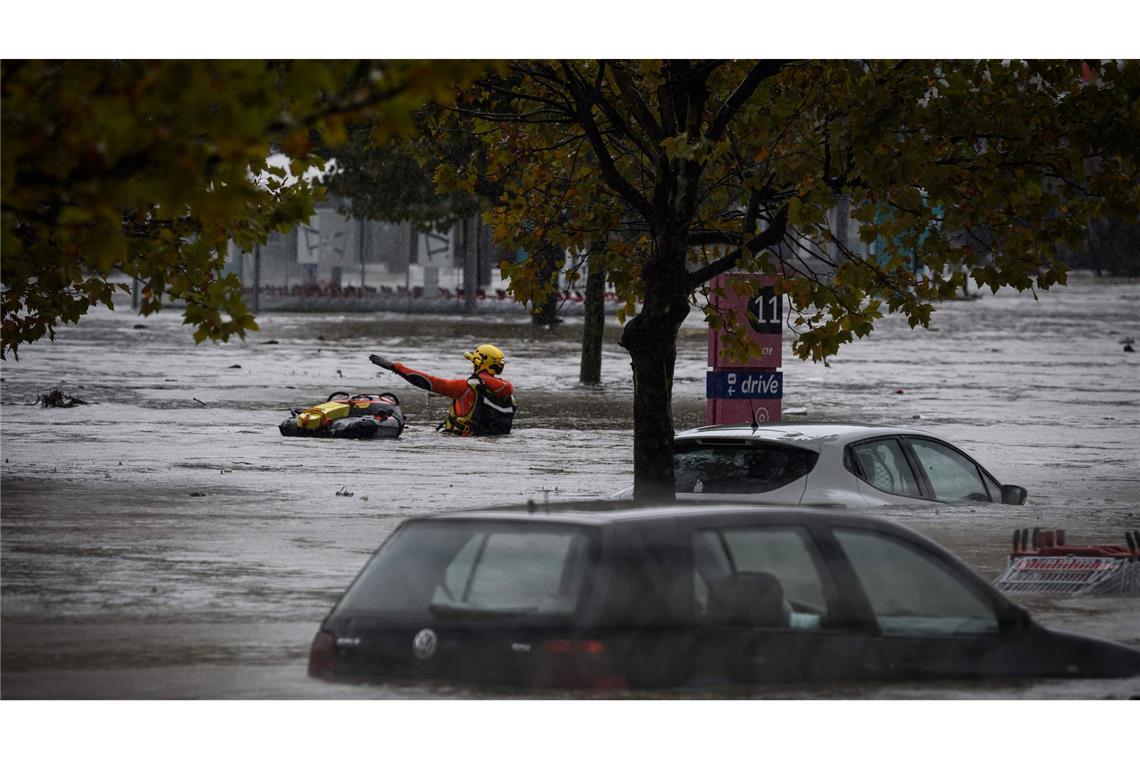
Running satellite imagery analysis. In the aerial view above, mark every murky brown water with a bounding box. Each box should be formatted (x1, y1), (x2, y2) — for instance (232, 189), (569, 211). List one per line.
(2, 273), (1138, 698)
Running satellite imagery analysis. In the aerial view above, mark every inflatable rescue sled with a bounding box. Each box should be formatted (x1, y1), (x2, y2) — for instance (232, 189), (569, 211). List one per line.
(280, 392), (405, 439)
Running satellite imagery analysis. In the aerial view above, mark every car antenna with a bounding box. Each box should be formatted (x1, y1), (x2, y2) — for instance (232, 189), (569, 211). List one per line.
(749, 398), (759, 433)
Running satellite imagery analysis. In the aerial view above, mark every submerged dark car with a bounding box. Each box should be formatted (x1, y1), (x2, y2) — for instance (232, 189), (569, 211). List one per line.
(308, 503), (1140, 690)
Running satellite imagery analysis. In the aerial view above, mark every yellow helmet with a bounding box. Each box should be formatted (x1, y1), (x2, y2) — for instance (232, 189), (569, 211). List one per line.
(464, 343), (506, 375)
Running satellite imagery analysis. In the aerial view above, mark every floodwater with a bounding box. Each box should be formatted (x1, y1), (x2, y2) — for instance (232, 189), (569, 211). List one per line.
(1, 273), (1138, 699)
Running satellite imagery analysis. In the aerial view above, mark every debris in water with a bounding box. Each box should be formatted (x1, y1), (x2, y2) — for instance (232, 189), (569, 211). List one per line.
(220, 468), (232, 474)
(227, 364), (242, 369)
(35, 388), (89, 408)
(335, 485), (354, 497)
(1125, 344), (1135, 353)
(192, 398), (207, 406)
(261, 339), (280, 345)
(784, 407), (808, 416)
(133, 324), (147, 330)
(895, 388), (905, 394)
(190, 491), (206, 497)
(360, 495), (369, 502)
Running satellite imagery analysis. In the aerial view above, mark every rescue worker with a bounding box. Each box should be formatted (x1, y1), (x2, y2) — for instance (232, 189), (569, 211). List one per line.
(369, 344), (516, 436)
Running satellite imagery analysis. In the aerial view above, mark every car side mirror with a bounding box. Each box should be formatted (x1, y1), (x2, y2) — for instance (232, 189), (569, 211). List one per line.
(1001, 485), (1028, 505)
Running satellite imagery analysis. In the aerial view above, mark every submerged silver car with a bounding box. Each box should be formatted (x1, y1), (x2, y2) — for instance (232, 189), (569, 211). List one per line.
(616, 423), (1028, 507)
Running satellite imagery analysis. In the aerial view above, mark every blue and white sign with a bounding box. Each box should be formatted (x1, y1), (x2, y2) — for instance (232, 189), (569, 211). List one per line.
(706, 370), (783, 400)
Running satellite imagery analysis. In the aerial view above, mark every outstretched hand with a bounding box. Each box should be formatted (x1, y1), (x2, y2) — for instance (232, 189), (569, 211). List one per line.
(369, 354), (396, 371)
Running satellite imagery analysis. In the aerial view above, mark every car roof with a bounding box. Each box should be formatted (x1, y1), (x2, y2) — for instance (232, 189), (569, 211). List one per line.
(675, 422), (928, 448)
(413, 499), (909, 532)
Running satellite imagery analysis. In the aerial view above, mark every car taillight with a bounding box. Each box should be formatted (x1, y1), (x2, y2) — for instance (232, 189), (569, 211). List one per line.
(307, 630), (336, 678)
(539, 639), (607, 655)
(534, 639), (627, 690)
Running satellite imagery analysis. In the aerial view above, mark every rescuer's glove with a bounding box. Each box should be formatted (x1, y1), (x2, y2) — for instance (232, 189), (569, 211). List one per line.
(369, 354), (396, 371)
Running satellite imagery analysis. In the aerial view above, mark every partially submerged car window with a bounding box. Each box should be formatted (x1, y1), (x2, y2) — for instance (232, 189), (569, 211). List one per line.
(693, 526), (829, 630)
(850, 438), (923, 498)
(907, 438), (991, 502)
(834, 528), (999, 636)
(334, 521), (596, 618)
(674, 441), (817, 494)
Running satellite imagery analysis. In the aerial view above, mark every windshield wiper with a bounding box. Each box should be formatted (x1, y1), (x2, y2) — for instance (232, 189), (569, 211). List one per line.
(428, 603), (539, 620)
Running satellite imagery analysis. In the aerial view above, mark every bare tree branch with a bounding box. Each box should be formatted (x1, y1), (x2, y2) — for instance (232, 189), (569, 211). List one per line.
(558, 61), (657, 222)
(706, 60), (790, 143)
(686, 205), (788, 287)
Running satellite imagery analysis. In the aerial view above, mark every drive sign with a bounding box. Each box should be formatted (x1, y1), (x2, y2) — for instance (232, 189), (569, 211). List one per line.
(706, 273), (783, 425)
(707, 370), (783, 399)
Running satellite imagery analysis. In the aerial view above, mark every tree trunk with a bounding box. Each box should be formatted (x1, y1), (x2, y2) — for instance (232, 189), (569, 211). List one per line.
(619, 240), (691, 501)
(579, 247), (606, 385)
(530, 241), (563, 325)
(252, 243), (261, 314)
(463, 216), (478, 314)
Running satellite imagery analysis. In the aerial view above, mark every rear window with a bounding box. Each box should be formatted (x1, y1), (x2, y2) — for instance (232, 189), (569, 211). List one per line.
(334, 521), (597, 619)
(674, 440), (817, 494)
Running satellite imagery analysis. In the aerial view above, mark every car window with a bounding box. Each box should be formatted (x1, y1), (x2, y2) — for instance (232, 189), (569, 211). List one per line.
(834, 528), (999, 636)
(693, 526), (829, 630)
(459, 531), (591, 612)
(907, 438), (991, 502)
(850, 438), (923, 498)
(981, 471), (1001, 501)
(334, 522), (595, 618)
(674, 441), (817, 494)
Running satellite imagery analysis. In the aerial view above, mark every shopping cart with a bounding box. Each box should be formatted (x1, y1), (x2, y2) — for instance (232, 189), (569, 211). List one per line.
(992, 527), (1140, 596)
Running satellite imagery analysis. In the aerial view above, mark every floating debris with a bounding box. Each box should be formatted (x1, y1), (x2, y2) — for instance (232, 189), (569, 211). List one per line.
(133, 324), (148, 330)
(192, 398), (208, 406)
(261, 339), (280, 345)
(335, 485), (354, 497)
(189, 491), (206, 497)
(226, 364), (242, 369)
(35, 388), (89, 408)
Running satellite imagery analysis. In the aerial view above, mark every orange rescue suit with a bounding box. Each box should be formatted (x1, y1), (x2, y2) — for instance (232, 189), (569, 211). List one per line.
(391, 362), (515, 436)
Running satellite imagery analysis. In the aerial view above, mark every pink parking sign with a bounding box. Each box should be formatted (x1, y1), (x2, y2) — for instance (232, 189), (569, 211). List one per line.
(706, 274), (783, 425)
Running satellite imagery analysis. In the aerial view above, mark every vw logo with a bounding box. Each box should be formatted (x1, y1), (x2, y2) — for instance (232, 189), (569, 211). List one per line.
(412, 628), (438, 660)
